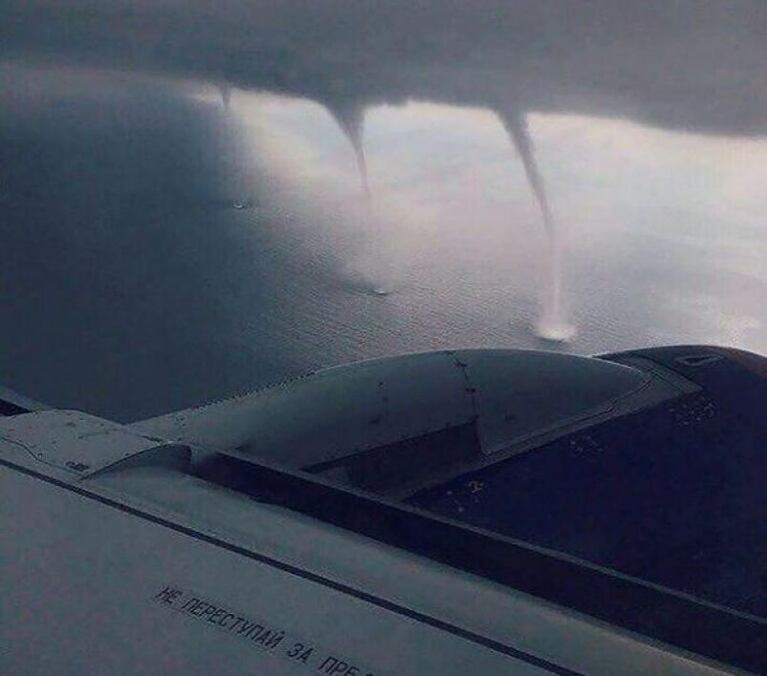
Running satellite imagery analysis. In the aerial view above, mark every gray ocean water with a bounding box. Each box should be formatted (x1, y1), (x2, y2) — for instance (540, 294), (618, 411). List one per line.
(2, 6), (766, 421)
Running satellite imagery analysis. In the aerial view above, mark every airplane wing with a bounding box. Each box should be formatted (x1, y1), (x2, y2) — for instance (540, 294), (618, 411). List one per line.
(0, 384), (49, 416)
(3, 346), (766, 674)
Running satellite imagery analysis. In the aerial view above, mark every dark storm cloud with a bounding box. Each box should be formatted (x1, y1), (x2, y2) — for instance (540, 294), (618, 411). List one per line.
(3, 0), (766, 137)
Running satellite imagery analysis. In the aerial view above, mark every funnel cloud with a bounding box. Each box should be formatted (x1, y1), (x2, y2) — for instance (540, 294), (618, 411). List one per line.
(499, 110), (575, 341)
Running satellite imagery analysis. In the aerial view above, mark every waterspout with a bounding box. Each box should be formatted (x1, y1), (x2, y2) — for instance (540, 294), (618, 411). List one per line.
(219, 84), (231, 112)
(327, 100), (393, 295)
(328, 101), (370, 203)
(499, 110), (575, 342)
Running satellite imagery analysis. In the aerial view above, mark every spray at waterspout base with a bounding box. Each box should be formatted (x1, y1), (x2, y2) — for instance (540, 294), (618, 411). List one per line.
(353, 242), (396, 297)
(536, 318), (577, 343)
(533, 241), (576, 342)
(534, 238), (576, 343)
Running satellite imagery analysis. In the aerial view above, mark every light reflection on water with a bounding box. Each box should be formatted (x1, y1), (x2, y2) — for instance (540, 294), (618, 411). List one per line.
(1, 62), (766, 420)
